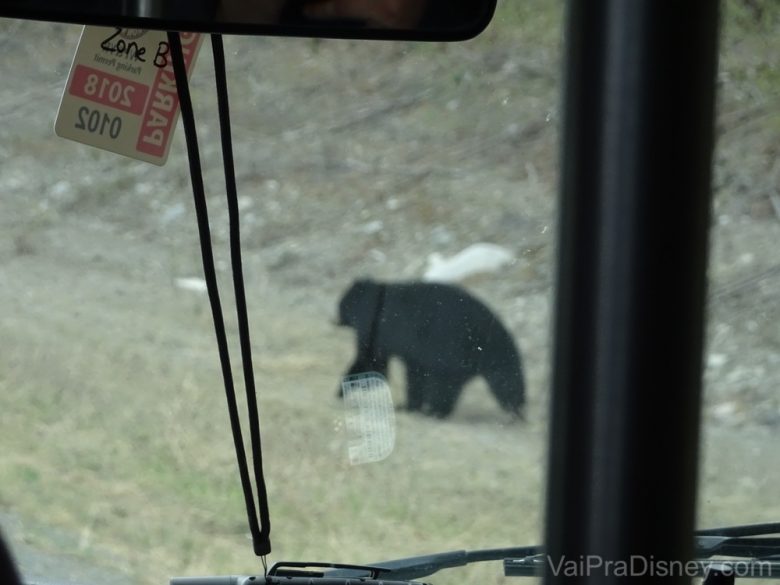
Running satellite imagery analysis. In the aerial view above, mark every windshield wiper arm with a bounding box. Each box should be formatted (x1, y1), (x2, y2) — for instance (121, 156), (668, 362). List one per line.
(340, 527), (780, 581)
(173, 523), (780, 585)
(324, 547), (540, 581)
(695, 523), (780, 559)
(696, 536), (780, 559)
(321, 533), (780, 582)
(172, 551), (542, 585)
(698, 522), (780, 538)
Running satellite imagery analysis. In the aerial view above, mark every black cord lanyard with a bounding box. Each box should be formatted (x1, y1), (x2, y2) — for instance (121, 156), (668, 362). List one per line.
(167, 31), (272, 565)
(364, 284), (386, 363)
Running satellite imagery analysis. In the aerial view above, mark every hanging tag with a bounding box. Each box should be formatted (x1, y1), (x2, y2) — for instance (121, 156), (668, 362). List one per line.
(55, 26), (203, 166)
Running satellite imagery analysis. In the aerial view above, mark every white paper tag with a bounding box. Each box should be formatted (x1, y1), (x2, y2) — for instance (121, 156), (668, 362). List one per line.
(55, 26), (203, 166)
(342, 372), (396, 465)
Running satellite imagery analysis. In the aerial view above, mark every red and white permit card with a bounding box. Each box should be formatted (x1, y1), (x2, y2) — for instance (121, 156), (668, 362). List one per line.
(55, 27), (203, 166)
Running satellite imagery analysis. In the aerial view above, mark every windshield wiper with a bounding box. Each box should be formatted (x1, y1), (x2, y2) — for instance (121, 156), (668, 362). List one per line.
(506, 523), (780, 579)
(171, 523), (780, 585)
(695, 523), (780, 560)
(324, 525), (780, 581)
(322, 547), (541, 581)
(170, 549), (542, 585)
(698, 522), (780, 538)
(697, 535), (780, 559)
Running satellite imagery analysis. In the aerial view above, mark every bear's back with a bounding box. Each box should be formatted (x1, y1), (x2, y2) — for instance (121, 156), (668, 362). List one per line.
(379, 282), (511, 362)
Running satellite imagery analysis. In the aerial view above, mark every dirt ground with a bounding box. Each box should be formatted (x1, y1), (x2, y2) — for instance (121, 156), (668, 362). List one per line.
(1, 2), (780, 585)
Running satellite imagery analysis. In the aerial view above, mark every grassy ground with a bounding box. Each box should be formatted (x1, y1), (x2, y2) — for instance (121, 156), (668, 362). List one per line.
(1, 1), (780, 584)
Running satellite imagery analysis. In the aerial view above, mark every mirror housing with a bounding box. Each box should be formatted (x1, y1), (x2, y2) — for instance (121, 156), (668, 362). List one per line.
(0, 0), (497, 41)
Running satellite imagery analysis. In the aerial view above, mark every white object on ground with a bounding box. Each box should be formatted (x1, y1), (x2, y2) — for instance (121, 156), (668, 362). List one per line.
(174, 277), (208, 293)
(423, 243), (514, 283)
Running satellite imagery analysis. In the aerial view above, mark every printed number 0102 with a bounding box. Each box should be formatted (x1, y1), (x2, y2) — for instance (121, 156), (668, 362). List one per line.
(75, 107), (122, 139)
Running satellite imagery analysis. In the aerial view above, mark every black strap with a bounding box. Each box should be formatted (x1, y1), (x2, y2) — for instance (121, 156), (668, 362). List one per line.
(167, 31), (271, 563)
(363, 284), (386, 362)
(211, 33), (272, 558)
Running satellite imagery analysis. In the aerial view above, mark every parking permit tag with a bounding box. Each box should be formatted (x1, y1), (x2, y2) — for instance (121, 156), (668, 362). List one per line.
(55, 27), (203, 166)
(342, 372), (396, 465)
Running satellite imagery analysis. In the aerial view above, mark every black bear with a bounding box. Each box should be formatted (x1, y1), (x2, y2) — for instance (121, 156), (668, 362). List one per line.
(336, 279), (525, 418)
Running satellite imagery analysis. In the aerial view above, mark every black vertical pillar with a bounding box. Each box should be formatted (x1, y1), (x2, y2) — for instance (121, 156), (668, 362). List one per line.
(545, 1), (720, 583)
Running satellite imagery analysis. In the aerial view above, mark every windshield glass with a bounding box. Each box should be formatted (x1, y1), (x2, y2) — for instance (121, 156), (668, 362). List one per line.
(0, 2), (778, 585)
(699, 1), (780, 525)
(1, 3), (560, 583)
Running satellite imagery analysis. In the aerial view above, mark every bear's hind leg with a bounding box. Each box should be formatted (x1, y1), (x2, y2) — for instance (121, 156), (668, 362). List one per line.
(404, 365), (429, 412)
(423, 375), (468, 419)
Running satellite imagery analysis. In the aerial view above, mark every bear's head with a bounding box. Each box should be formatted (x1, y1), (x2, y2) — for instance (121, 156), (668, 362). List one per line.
(337, 278), (382, 332)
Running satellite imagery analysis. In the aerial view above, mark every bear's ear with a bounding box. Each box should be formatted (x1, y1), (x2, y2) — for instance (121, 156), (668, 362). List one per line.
(348, 278), (379, 300)
(338, 279), (366, 326)
(338, 278), (381, 328)
(346, 278), (377, 302)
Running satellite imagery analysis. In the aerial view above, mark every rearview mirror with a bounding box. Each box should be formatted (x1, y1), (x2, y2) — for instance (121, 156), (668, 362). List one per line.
(0, 0), (497, 41)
